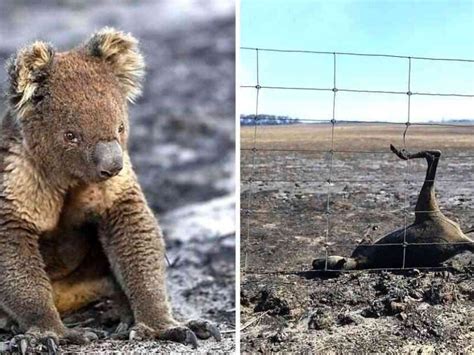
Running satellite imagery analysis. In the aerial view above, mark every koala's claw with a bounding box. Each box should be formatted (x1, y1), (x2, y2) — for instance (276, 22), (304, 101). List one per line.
(129, 329), (137, 341)
(186, 319), (221, 341)
(84, 330), (99, 342)
(19, 338), (28, 355)
(184, 328), (199, 349)
(160, 327), (199, 349)
(8, 334), (58, 355)
(128, 323), (154, 341)
(115, 321), (130, 334)
(46, 337), (58, 355)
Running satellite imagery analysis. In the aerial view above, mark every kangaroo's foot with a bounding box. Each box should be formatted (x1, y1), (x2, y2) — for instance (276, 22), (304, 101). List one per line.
(390, 144), (441, 161)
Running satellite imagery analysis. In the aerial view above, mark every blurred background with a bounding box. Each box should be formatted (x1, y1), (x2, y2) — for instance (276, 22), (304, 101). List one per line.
(0, 0), (235, 352)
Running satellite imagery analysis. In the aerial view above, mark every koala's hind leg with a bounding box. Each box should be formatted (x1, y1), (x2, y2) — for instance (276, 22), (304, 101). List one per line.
(0, 228), (97, 354)
(99, 182), (220, 348)
(0, 309), (13, 332)
(51, 259), (116, 316)
(50, 244), (133, 331)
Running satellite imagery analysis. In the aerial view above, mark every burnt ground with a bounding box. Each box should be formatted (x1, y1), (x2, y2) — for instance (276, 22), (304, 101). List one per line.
(241, 124), (474, 353)
(241, 267), (473, 353)
(0, 0), (235, 353)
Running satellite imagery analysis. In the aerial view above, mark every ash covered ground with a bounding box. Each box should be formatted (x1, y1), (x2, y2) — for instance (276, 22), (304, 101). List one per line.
(241, 124), (473, 353)
(0, 0), (235, 352)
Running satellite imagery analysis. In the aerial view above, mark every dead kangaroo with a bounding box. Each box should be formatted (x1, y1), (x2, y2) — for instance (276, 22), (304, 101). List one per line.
(313, 144), (474, 270)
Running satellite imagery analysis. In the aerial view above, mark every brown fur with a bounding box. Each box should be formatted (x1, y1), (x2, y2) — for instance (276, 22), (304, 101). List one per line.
(85, 27), (145, 102)
(0, 28), (211, 347)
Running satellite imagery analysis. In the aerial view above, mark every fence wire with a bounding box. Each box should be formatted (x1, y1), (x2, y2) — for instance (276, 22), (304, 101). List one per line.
(241, 47), (474, 274)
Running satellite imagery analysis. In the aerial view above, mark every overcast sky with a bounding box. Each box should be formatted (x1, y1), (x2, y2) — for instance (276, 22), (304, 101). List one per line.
(240, 0), (474, 122)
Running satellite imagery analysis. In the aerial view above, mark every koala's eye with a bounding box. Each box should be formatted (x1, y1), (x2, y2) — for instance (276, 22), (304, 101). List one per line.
(118, 123), (125, 134)
(64, 131), (79, 144)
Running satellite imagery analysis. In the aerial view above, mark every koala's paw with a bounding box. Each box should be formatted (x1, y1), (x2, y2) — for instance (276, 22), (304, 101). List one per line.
(5, 332), (59, 355)
(62, 327), (100, 344)
(3, 328), (97, 354)
(186, 319), (221, 341)
(127, 320), (220, 349)
(114, 320), (132, 334)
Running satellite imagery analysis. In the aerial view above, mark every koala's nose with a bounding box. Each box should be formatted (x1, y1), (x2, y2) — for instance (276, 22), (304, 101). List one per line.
(94, 140), (123, 179)
(99, 165), (122, 179)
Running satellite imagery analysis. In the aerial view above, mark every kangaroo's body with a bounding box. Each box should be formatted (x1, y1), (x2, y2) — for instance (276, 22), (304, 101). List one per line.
(313, 145), (474, 270)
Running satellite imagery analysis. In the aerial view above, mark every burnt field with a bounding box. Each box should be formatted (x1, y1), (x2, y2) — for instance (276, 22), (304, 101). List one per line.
(241, 123), (474, 353)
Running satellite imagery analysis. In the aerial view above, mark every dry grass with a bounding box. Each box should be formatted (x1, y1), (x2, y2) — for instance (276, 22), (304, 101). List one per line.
(241, 123), (474, 152)
(240, 123), (474, 353)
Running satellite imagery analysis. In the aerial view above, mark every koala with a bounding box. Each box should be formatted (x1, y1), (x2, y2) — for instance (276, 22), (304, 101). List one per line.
(0, 28), (220, 353)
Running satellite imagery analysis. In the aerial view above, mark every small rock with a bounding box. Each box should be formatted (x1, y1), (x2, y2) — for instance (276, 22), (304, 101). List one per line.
(253, 288), (291, 316)
(269, 331), (288, 343)
(308, 309), (334, 330)
(337, 312), (364, 326)
(390, 301), (406, 313)
(398, 312), (408, 321)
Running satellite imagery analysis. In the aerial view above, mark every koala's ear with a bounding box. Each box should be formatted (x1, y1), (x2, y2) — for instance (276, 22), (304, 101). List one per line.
(7, 41), (55, 116)
(85, 27), (145, 102)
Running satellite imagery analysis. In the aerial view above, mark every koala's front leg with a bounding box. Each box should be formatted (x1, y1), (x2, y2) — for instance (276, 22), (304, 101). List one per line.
(0, 222), (94, 353)
(99, 184), (220, 347)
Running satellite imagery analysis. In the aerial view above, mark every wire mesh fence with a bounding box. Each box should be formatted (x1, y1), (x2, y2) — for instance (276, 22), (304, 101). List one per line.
(241, 47), (474, 275)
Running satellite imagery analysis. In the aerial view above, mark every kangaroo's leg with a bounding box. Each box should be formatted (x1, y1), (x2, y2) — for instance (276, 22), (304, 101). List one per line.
(390, 144), (442, 223)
